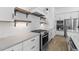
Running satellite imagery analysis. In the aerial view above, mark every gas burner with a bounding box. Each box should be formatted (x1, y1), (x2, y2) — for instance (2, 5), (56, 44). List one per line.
(31, 29), (47, 33)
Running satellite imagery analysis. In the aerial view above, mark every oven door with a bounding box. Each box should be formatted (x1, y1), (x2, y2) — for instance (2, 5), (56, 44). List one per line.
(42, 33), (48, 49)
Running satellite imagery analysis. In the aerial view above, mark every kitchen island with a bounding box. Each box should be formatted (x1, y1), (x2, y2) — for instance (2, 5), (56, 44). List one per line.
(67, 31), (79, 50)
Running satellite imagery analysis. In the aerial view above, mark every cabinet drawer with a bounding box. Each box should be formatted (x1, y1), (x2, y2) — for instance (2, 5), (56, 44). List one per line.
(23, 44), (36, 51)
(23, 42), (39, 51)
(28, 44), (39, 51)
(33, 46), (39, 51)
(30, 45), (36, 51)
(31, 43), (39, 50)
(23, 36), (39, 47)
(30, 36), (39, 44)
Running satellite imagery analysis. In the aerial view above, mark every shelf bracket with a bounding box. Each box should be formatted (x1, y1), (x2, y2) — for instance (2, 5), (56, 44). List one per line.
(26, 13), (28, 18)
(14, 20), (16, 27)
(26, 22), (28, 26)
(14, 9), (16, 16)
(40, 17), (41, 20)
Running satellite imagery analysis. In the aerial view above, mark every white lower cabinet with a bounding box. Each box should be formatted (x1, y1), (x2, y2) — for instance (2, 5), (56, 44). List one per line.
(4, 36), (39, 51)
(33, 46), (39, 51)
(23, 36), (39, 51)
(12, 43), (22, 51)
(4, 43), (22, 51)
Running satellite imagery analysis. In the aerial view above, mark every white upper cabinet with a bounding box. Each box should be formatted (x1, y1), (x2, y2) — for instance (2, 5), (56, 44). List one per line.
(0, 7), (14, 21)
(69, 12), (79, 18)
(56, 11), (79, 21)
(56, 14), (64, 20)
(64, 12), (79, 19)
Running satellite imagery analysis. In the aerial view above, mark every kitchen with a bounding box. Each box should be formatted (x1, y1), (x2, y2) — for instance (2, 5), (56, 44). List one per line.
(0, 7), (79, 51)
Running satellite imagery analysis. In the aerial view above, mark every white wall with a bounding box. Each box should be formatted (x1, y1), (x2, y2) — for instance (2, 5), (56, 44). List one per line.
(0, 8), (40, 38)
(0, 7), (56, 38)
(0, 7), (13, 20)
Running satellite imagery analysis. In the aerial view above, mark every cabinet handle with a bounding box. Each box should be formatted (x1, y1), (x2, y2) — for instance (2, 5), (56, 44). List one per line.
(31, 39), (35, 41)
(31, 46), (35, 49)
(11, 50), (14, 51)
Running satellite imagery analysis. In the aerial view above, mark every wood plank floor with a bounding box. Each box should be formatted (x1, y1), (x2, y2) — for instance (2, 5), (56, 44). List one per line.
(47, 35), (68, 51)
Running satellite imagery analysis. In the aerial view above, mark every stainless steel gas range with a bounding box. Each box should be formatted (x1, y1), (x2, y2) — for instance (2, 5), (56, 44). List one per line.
(31, 29), (48, 51)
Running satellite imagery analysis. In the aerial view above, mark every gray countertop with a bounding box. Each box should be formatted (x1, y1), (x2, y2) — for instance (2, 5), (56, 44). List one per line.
(0, 32), (40, 51)
(67, 31), (79, 50)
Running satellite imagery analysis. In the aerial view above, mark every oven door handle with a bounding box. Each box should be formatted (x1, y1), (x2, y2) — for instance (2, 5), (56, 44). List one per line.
(42, 35), (48, 38)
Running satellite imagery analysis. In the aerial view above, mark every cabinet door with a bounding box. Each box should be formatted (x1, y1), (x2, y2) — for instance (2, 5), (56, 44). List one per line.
(23, 39), (32, 51)
(12, 43), (22, 51)
(30, 36), (39, 51)
(4, 43), (22, 51)
(4, 47), (13, 51)
(0, 7), (14, 21)
(35, 47), (39, 51)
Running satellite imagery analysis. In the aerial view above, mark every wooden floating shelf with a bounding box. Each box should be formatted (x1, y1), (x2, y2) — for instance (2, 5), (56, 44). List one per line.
(31, 12), (45, 17)
(14, 20), (31, 23)
(40, 22), (47, 24)
(0, 20), (31, 23)
(14, 7), (31, 14)
(14, 7), (46, 19)
(14, 20), (31, 27)
(40, 16), (46, 19)
(0, 20), (14, 22)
